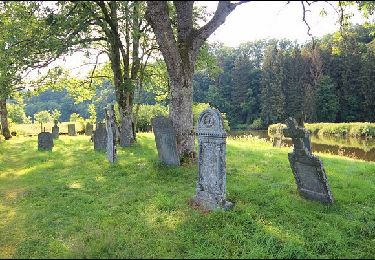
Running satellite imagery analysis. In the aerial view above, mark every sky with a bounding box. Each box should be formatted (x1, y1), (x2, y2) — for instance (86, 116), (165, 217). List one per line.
(31, 1), (368, 80)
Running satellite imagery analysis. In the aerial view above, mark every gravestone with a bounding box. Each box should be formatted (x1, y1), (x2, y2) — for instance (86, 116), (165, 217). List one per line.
(191, 108), (233, 211)
(68, 124), (76, 136)
(105, 105), (117, 163)
(93, 122), (107, 151)
(120, 115), (133, 147)
(85, 123), (94, 136)
(52, 120), (59, 139)
(283, 117), (334, 204)
(38, 131), (53, 151)
(151, 116), (180, 166)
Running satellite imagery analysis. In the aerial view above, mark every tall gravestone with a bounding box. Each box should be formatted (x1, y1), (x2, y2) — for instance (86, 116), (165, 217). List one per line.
(151, 116), (180, 166)
(85, 123), (94, 136)
(68, 124), (76, 136)
(52, 120), (59, 139)
(93, 122), (107, 151)
(191, 108), (233, 211)
(105, 105), (117, 163)
(38, 128), (53, 151)
(283, 117), (334, 204)
(120, 116), (133, 147)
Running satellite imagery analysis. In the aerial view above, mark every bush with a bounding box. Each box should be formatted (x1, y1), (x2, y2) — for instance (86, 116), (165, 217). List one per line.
(248, 118), (263, 130)
(134, 104), (168, 132)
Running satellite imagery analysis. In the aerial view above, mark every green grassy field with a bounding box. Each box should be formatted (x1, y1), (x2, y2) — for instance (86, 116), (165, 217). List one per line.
(1, 133), (375, 258)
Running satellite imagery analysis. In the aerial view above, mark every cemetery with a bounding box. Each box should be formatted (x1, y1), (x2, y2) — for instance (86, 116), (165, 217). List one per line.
(1, 1), (375, 259)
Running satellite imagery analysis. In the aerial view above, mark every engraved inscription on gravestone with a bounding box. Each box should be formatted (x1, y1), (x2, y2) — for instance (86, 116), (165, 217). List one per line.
(151, 116), (180, 166)
(191, 108), (233, 211)
(68, 124), (76, 136)
(283, 117), (334, 204)
(93, 122), (107, 151)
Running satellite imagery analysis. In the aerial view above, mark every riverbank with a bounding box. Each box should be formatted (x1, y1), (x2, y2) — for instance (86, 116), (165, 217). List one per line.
(269, 122), (375, 138)
(1, 133), (375, 258)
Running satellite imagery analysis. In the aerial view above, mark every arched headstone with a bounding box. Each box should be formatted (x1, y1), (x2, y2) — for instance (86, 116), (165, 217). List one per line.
(283, 117), (334, 204)
(191, 108), (233, 211)
(151, 116), (180, 166)
(105, 105), (117, 163)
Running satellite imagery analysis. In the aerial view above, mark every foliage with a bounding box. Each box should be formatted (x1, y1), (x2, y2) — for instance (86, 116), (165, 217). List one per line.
(316, 76), (339, 122)
(51, 109), (61, 122)
(268, 122), (375, 138)
(34, 110), (52, 124)
(69, 113), (83, 123)
(134, 104), (168, 132)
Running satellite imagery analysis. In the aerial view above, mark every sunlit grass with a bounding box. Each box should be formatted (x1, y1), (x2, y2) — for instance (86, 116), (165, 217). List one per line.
(0, 133), (375, 258)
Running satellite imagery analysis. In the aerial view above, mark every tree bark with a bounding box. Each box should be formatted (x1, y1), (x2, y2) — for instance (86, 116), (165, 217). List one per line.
(0, 97), (11, 140)
(146, 1), (246, 161)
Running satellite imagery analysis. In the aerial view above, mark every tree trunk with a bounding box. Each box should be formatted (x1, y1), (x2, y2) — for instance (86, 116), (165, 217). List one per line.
(0, 97), (11, 140)
(119, 106), (134, 147)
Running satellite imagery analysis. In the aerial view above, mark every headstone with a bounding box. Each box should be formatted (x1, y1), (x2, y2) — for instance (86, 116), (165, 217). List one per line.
(191, 108), (233, 211)
(38, 132), (53, 151)
(85, 123), (94, 136)
(52, 120), (59, 139)
(272, 124), (283, 147)
(105, 105), (117, 163)
(283, 117), (334, 204)
(119, 115), (134, 147)
(68, 124), (76, 136)
(93, 122), (107, 151)
(151, 116), (180, 166)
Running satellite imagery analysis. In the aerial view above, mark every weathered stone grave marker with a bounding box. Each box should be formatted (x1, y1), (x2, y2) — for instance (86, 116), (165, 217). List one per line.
(105, 105), (117, 163)
(93, 122), (107, 151)
(38, 128), (53, 151)
(191, 108), (233, 211)
(52, 120), (59, 139)
(68, 124), (76, 136)
(120, 116), (133, 147)
(283, 117), (334, 204)
(85, 123), (94, 136)
(151, 116), (180, 166)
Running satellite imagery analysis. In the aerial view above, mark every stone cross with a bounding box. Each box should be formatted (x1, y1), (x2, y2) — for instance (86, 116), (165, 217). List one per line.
(85, 123), (94, 136)
(68, 124), (76, 136)
(52, 120), (59, 139)
(93, 122), (107, 151)
(191, 108), (233, 211)
(283, 117), (334, 204)
(105, 105), (117, 163)
(151, 116), (180, 166)
(38, 132), (53, 151)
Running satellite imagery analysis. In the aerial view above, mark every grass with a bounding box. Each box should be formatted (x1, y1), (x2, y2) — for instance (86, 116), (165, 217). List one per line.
(269, 122), (375, 138)
(1, 133), (375, 258)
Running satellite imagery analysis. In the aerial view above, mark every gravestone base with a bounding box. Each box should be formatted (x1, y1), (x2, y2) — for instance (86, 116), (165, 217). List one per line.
(191, 194), (234, 211)
(38, 132), (53, 151)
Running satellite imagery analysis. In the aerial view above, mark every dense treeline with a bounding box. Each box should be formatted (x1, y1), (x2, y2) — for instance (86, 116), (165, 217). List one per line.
(193, 24), (375, 129)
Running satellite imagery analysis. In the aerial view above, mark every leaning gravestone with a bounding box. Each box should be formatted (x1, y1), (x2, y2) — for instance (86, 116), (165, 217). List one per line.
(38, 131), (53, 151)
(85, 123), (94, 136)
(68, 124), (76, 136)
(151, 116), (180, 166)
(52, 120), (59, 139)
(93, 122), (107, 151)
(191, 108), (233, 211)
(105, 105), (117, 163)
(283, 117), (334, 204)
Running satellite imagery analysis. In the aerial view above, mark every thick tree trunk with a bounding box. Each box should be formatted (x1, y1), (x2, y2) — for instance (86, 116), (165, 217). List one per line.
(119, 106), (134, 147)
(0, 97), (11, 140)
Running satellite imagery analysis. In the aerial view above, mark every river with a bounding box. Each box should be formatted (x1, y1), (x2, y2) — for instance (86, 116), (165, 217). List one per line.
(228, 130), (375, 162)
